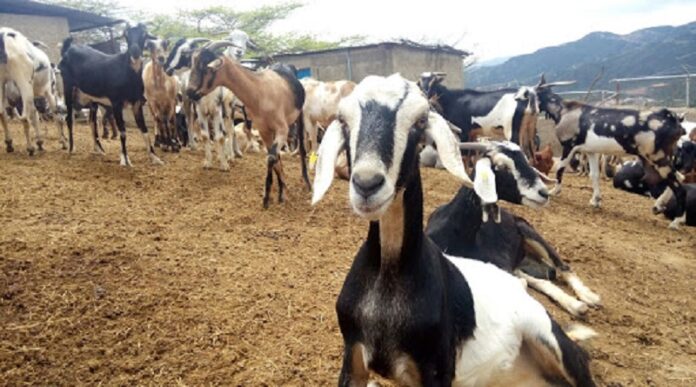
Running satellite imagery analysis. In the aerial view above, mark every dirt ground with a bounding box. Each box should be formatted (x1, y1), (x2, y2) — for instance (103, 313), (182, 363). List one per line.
(1, 122), (695, 386)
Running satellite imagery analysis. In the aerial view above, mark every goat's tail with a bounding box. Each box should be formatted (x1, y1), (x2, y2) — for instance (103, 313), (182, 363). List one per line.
(297, 111), (311, 190)
(60, 37), (73, 57)
(0, 32), (7, 64)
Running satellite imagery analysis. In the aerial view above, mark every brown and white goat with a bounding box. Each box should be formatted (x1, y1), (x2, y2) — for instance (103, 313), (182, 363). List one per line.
(299, 78), (355, 168)
(186, 41), (310, 208)
(143, 38), (180, 152)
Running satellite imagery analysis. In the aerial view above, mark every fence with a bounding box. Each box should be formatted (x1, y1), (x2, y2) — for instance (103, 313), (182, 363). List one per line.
(610, 73), (695, 108)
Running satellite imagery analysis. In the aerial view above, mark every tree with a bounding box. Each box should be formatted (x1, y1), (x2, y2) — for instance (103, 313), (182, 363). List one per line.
(43, 0), (125, 44)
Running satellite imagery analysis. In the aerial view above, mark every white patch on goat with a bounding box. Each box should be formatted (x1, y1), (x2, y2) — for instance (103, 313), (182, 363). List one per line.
(472, 93), (517, 141)
(624, 180), (633, 189)
(634, 131), (656, 155)
(584, 131), (626, 154)
(621, 116), (636, 127)
(518, 271), (588, 316)
(446, 256), (566, 386)
(648, 119), (663, 130)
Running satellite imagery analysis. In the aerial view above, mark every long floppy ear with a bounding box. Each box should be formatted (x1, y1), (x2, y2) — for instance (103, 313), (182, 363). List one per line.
(473, 158), (497, 204)
(426, 112), (473, 187)
(312, 120), (345, 205)
(208, 57), (223, 70)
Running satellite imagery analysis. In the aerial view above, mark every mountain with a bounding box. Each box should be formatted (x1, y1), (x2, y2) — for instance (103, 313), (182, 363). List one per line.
(466, 22), (696, 89)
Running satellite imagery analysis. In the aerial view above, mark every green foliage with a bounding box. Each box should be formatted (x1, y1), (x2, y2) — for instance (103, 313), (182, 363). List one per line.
(43, 0), (364, 55)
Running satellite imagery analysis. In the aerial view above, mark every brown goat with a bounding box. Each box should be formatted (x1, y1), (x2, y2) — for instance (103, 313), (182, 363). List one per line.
(532, 144), (554, 175)
(186, 41), (310, 208)
(143, 39), (179, 152)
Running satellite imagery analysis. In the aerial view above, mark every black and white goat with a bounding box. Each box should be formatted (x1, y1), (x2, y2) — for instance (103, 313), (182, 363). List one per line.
(59, 23), (162, 166)
(312, 74), (595, 386)
(1, 28), (62, 154)
(426, 141), (600, 316)
(538, 78), (688, 228)
(418, 72), (539, 159)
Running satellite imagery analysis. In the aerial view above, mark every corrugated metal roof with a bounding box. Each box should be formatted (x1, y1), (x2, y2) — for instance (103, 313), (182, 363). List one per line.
(0, 0), (122, 32)
(272, 40), (471, 58)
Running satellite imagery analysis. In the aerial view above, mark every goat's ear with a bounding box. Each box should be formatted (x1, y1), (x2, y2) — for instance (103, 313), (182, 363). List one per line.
(207, 58), (223, 70)
(426, 112), (473, 187)
(162, 39), (169, 50)
(312, 120), (344, 205)
(473, 157), (498, 204)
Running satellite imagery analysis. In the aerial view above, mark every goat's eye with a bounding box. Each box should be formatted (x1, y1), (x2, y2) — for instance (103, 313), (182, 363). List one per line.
(415, 115), (428, 130)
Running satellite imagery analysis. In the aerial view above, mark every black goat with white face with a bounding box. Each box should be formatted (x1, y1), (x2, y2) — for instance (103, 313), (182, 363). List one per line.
(312, 74), (595, 387)
(426, 141), (601, 316)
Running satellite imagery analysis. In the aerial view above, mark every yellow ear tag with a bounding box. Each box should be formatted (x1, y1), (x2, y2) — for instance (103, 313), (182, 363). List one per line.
(309, 152), (318, 165)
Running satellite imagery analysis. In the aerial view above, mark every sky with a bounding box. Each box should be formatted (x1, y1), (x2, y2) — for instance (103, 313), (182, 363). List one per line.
(115, 0), (696, 62)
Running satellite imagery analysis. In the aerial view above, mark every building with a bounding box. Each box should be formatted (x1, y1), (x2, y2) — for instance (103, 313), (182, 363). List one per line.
(272, 40), (470, 88)
(0, 0), (120, 62)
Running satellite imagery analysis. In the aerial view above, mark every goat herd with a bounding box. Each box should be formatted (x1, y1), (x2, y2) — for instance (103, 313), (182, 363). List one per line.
(1, 22), (696, 386)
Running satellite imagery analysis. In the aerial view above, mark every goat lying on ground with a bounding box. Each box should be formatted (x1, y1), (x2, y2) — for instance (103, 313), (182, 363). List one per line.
(186, 40), (310, 208)
(538, 78), (687, 228)
(426, 141), (601, 316)
(312, 74), (596, 387)
(59, 23), (162, 166)
(1, 27), (61, 154)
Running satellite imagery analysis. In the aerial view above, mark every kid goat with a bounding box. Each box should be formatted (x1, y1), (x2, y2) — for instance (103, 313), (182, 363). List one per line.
(312, 74), (595, 387)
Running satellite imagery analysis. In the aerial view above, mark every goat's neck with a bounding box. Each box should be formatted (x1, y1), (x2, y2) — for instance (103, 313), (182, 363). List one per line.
(218, 58), (260, 111)
(368, 168), (425, 271)
(151, 57), (165, 85)
(448, 187), (484, 243)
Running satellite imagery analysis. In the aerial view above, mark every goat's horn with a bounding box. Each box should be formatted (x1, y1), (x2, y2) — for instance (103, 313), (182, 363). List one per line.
(538, 80), (577, 89)
(459, 142), (490, 152)
(204, 40), (235, 52)
(32, 40), (49, 50)
(533, 166), (558, 184)
(189, 38), (211, 45)
(447, 121), (462, 134)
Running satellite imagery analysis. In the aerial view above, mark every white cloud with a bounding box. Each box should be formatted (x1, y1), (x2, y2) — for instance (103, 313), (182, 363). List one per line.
(114, 0), (696, 60)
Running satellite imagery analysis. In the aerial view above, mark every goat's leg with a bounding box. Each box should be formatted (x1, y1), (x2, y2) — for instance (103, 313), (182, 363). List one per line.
(17, 83), (36, 156)
(0, 98), (12, 153)
(112, 103), (131, 167)
(133, 100), (163, 165)
(168, 111), (180, 152)
(587, 152), (602, 207)
(338, 343), (370, 387)
(518, 219), (601, 307)
(105, 110), (117, 140)
(263, 143), (279, 209)
(30, 103), (44, 152)
(200, 118), (213, 169)
(550, 143), (580, 196)
(213, 113), (229, 171)
(63, 83), (75, 154)
(516, 270), (588, 317)
(89, 104), (105, 155)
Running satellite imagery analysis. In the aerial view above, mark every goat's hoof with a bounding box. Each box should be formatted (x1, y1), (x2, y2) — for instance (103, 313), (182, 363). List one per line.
(652, 206), (665, 215)
(36, 141), (44, 151)
(5, 140), (14, 153)
(220, 164), (230, 172)
(569, 300), (589, 317)
(151, 156), (164, 166)
(668, 222), (681, 230)
(549, 186), (561, 196)
(263, 198), (270, 209)
(27, 147), (35, 156)
(589, 197), (601, 208)
(119, 155), (132, 167)
(111, 134), (118, 140)
(578, 291), (602, 307)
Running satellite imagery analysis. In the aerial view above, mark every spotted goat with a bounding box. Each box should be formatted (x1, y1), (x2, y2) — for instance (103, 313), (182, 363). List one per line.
(312, 74), (596, 387)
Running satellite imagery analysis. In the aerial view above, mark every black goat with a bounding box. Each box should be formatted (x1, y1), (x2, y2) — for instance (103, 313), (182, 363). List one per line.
(59, 23), (162, 166)
(312, 74), (595, 386)
(426, 141), (601, 316)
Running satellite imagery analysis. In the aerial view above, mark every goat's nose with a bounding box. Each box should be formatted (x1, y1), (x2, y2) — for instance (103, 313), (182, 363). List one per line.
(538, 188), (549, 200)
(352, 173), (385, 198)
